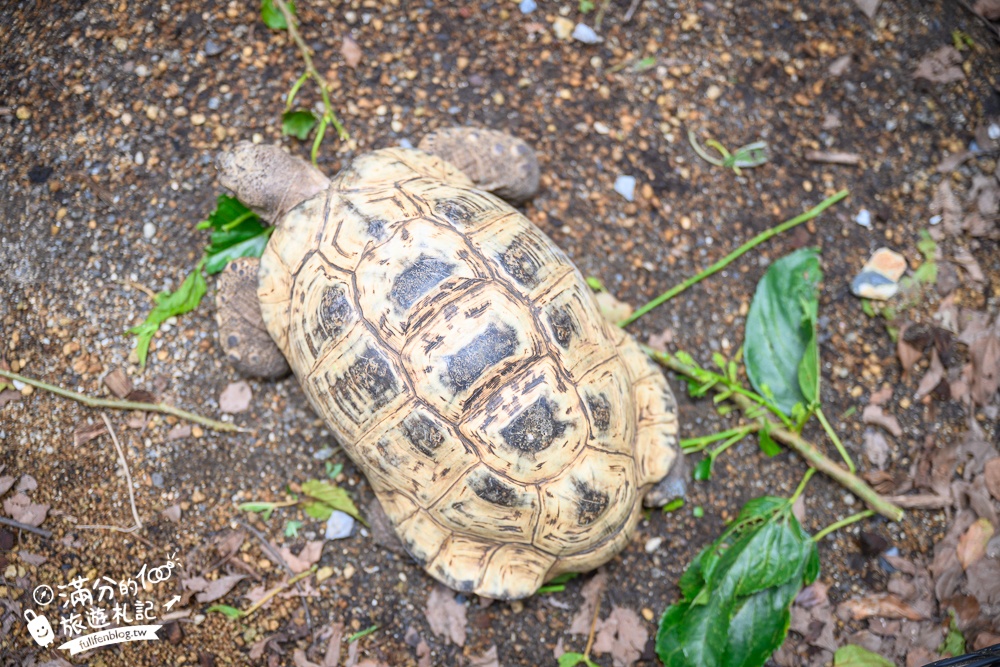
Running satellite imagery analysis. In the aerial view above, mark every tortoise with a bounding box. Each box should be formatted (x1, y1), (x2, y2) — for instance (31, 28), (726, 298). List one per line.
(215, 128), (681, 600)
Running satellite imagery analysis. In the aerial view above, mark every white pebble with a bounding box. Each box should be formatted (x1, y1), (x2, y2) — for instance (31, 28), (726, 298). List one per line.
(142, 222), (156, 239)
(325, 510), (355, 540)
(519, 0), (537, 13)
(854, 209), (872, 229)
(614, 175), (636, 202)
(645, 536), (663, 553)
(134, 151), (144, 165)
(572, 23), (603, 44)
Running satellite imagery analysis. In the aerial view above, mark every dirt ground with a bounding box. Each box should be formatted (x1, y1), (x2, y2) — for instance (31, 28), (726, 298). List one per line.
(2, 0), (999, 665)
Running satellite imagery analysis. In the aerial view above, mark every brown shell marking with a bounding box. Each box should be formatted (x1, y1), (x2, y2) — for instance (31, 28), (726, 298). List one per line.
(259, 148), (678, 599)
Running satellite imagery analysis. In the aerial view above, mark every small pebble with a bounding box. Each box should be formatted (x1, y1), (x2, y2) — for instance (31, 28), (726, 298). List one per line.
(207, 97), (220, 111)
(854, 208), (872, 229)
(518, 0), (536, 13)
(142, 222), (156, 239)
(593, 121), (610, 135)
(204, 39), (224, 56)
(572, 23), (603, 44)
(850, 247), (907, 300)
(644, 536), (663, 553)
(325, 510), (355, 540)
(342, 563), (356, 580)
(134, 151), (144, 165)
(614, 175), (636, 202)
(552, 17), (574, 40)
(641, 608), (655, 622)
(151, 472), (164, 488)
(312, 447), (336, 460)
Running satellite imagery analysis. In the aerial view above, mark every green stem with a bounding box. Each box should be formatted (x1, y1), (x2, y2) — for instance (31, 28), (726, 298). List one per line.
(681, 424), (759, 453)
(619, 189), (849, 327)
(708, 429), (753, 459)
(220, 211), (257, 232)
(815, 406), (855, 473)
(788, 468), (816, 505)
(813, 509), (875, 542)
(0, 370), (245, 433)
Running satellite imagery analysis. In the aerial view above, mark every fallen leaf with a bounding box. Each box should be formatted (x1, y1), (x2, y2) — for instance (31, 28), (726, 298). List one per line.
(568, 570), (608, 634)
(974, 0), (1000, 18)
(897, 325), (923, 378)
(969, 173), (999, 217)
(74, 423), (107, 446)
(966, 555), (1000, 606)
(2, 492), (49, 527)
(839, 594), (927, 621)
(0, 476), (14, 496)
(804, 150), (860, 165)
(795, 581), (830, 608)
(323, 622), (344, 667)
(276, 540), (324, 574)
(341, 37), (362, 68)
(167, 423), (192, 440)
(468, 645), (500, 667)
(936, 150), (974, 173)
(862, 405), (903, 438)
(952, 248), (985, 283)
(930, 180), (963, 235)
(864, 430), (890, 470)
(595, 291), (633, 324)
(249, 636), (270, 660)
(0, 389), (21, 408)
(646, 328), (674, 352)
(967, 318), (1000, 405)
(162, 504), (182, 523)
(913, 46), (965, 84)
(293, 650), (320, 667)
(592, 606), (649, 667)
(103, 367), (133, 398)
(181, 576), (210, 592)
(852, 0), (880, 18)
(425, 585), (467, 647)
(958, 519), (995, 570)
(215, 529), (247, 559)
(219, 381), (252, 413)
(914, 349), (946, 401)
(985, 458), (1000, 501)
(196, 574), (247, 603)
(18, 551), (47, 566)
(869, 385), (893, 406)
(15, 475), (36, 492)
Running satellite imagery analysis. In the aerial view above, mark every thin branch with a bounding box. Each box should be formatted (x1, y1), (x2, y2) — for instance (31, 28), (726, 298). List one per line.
(620, 190), (849, 327)
(649, 350), (904, 522)
(0, 370), (246, 433)
(813, 510), (875, 542)
(104, 413), (142, 531)
(583, 578), (603, 659)
(623, 0), (643, 22)
(243, 566), (317, 618)
(0, 516), (52, 538)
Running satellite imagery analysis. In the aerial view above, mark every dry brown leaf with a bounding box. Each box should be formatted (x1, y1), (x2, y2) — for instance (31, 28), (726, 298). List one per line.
(0, 389), (21, 408)
(966, 556), (1000, 606)
(968, 319), (1000, 405)
(957, 518), (995, 569)
(468, 645), (500, 667)
(74, 423), (107, 446)
(839, 593), (927, 621)
(592, 606), (649, 667)
(425, 585), (467, 647)
(915, 349), (946, 401)
(914, 46), (965, 84)
(341, 37), (362, 68)
(181, 576), (210, 592)
(936, 150), (974, 173)
(249, 636), (270, 660)
(852, 0), (880, 18)
(985, 458), (1000, 501)
(196, 574), (247, 603)
(323, 622), (345, 667)
(0, 475), (14, 496)
(416, 639), (431, 667)
(862, 405), (903, 437)
(869, 385), (893, 406)
(953, 248), (986, 283)
(795, 581), (830, 608)
(293, 649), (320, 667)
(646, 328), (674, 352)
(969, 174), (999, 216)
(595, 291), (633, 324)
(2, 492), (49, 527)
(974, 0), (1000, 18)
(219, 380), (252, 413)
(276, 540), (324, 574)
(18, 551), (47, 566)
(569, 570), (608, 634)
(162, 504), (182, 523)
(930, 180), (963, 235)
(103, 367), (133, 398)
(863, 429), (891, 470)
(167, 423), (192, 440)
(897, 324), (923, 377)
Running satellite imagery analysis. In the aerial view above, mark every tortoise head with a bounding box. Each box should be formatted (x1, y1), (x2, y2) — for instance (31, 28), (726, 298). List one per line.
(216, 141), (331, 224)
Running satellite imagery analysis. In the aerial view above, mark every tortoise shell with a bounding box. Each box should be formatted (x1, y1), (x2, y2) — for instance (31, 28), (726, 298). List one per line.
(258, 147), (679, 599)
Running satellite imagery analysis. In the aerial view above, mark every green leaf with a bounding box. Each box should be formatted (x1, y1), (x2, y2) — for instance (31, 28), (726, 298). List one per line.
(301, 479), (365, 524)
(538, 572), (579, 593)
(722, 577), (800, 667)
(284, 520), (303, 537)
(693, 457), (713, 481)
(692, 506), (704, 518)
(662, 498), (684, 513)
(282, 109), (317, 140)
(758, 426), (781, 457)
(833, 645), (894, 667)
(578, 0), (595, 13)
(325, 462), (343, 479)
(260, 0), (294, 29)
(585, 276), (606, 292)
(127, 265), (207, 367)
(302, 500), (333, 521)
(206, 604), (245, 619)
(633, 56), (656, 71)
(558, 652), (600, 667)
(939, 610), (965, 656)
(238, 501), (277, 521)
(347, 624), (379, 643)
(744, 248), (822, 415)
(200, 195), (272, 275)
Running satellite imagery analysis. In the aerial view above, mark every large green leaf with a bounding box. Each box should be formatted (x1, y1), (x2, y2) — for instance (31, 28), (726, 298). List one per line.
(260, 0), (295, 29)
(744, 248), (822, 415)
(833, 645), (894, 667)
(301, 479), (364, 524)
(198, 195), (272, 275)
(127, 265), (207, 367)
(282, 109), (317, 140)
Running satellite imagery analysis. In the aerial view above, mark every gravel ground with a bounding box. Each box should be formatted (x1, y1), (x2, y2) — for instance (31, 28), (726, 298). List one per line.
(2, 0), (999, 665)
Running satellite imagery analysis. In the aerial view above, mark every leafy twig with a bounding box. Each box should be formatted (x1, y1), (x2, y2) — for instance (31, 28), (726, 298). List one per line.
(619, 190), (849, 326)
(0, 369), (245, 433)
(648, 350), (904, 521)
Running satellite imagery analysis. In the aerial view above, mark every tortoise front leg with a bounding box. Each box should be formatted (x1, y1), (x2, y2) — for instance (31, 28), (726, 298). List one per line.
(418, 128), (540, 205)
(216, 257), (290, 379)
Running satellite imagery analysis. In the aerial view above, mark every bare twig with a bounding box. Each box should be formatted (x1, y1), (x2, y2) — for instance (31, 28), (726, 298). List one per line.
(0, 516), (52, 538)
(594, 0), (613, 30)
(238, 519), (313, 628)
(649, 351), (905, 522)
(0, 369), (246, 433)
(105, 413), (142, 531)
(623, 0), (643, 22)
(243, 566), (317, 618)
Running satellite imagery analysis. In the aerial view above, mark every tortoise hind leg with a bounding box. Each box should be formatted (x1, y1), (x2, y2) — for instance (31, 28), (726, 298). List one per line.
(614, 330), (683, 502)
(216, 257), (290, 379)
(418, 128), (540, 205)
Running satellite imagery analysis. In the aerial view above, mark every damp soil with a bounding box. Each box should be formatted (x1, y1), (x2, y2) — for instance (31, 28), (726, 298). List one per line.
(2, 0), (999, 665)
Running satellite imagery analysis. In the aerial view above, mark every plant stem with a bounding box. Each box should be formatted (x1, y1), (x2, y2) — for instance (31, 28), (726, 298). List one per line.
(0, 516), (52, 538)
(648, 353), (904, 522)
(708, 429), (753, 459)
(814, 406), (855, 473)
(243, 565), (318, 618)
(813, 509), (875, 542)
(272, 0), (347, 141)
(0, 370), (245, 433)
(680, 424), (759, 454)
(788, 468), (816, 505)
(620, 189), (849, 327)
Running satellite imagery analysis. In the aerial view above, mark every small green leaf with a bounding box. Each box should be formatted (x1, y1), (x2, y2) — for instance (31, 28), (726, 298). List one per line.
(127, 265), (207, 367)
(538, 572), (579, 594)
(260, 0), (294, 29)
(585, 276), (606, 292)
(348, 624), (379, 643)
(693, 457), (713, 481)
(206, 604), (245, 619)
(325, 462), (343, 479)
(633, 56), (656, 71)
(939, 610), (966, 657)
(238, 501), (277, 521)
(558, 652), (599, 667)
(692, 506), (704, 518)
(302, 500), (332, 521)
(833, 645), (894, 667)
(744, 248), (822, 416)
(284, 520), (303, 537)
(758, 427), (781, 457)
(301, 479), (365, 524)
(282, 109), (318, 140)
(578, 0), (595, 13)
(662, 498), (685, 513)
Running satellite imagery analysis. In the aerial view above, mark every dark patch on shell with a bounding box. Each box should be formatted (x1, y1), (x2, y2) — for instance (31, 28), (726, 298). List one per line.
(573, 479), (609, 526)
(469, 472), (518, 507)
(500, 397), (566, 453)
(389, 254), (456, 311)
(445, 323), (519, 391)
